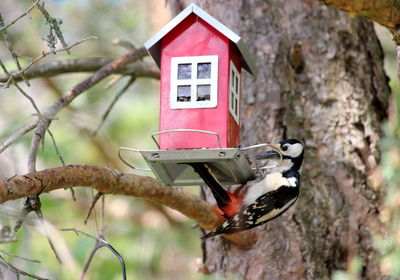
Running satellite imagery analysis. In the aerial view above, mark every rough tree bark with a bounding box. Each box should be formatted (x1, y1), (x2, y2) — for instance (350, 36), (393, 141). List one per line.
(179, 0), (391, 279)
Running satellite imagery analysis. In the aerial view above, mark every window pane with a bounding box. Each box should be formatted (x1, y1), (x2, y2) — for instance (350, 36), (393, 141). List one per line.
(177, 85), (191, 102)
(197, 63), (211, 79)
(235, 76), (239, 93)
(230, 91), (234, 110)
(234, 98), (238, 115)
(197, 85), (211, 101)
(231, 70), (235, 88)
(178, 64), (192, 80)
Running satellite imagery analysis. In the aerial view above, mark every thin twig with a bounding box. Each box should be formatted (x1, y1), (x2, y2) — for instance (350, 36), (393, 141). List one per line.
(1, 36), (98, 88)
(0, 0), (40, 32)
(93, 77), (135, 136)
(47, 127), (76, 199)
(0, 13), (29, 86)
(0, 122), (37, 154)
(0, 255), (47, 280)
(0, 249), (41, 263)
(112, 39), (136, 50)
(0, 58), (42, 117)
(61, 228), (126, 280)
(36, 1), (69, 54)
(14, 82), (42, 115)
(101, 195), (105, 234)
(105, 75), (124, 89)
(27, 47), (147, 176)
(46, 128), (65, 166)
(15, 194), (47, 234)
(83, 192), (103, 225)
(35, 209), (62, 264)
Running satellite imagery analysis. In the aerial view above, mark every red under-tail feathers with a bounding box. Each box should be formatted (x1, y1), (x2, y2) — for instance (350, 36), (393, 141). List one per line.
(212, 191), (243, 220)
(188, 163), (245, 221)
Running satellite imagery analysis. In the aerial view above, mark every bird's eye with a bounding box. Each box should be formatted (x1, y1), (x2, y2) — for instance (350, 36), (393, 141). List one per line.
(282, 145), (288, 151)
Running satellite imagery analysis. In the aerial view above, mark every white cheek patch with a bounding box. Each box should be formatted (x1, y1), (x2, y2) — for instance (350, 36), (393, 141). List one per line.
(287, 143), (303, 158)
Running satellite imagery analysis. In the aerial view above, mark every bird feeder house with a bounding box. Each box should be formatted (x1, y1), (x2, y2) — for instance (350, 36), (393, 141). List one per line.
(120, 3), (261, 186)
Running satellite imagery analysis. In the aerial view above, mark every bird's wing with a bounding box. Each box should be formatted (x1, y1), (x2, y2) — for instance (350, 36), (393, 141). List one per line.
(203, 185), (299, 239)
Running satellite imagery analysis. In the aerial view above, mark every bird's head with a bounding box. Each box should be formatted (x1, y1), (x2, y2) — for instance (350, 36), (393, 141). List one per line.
(256, 139), (304, 173)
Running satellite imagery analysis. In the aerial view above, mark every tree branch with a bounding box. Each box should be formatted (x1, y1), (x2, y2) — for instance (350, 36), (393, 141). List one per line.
(0, 165), (219, 230)
(1, 36), (98, 88)
(320, 0), (400, 42)
(0, 57), (160, 83)
(0, 0), (40, 32)
(27, 47), (149, 174)
(0, 58), (159, 83)
(0, 122), (36, 154)
(0, 165), (252, 247)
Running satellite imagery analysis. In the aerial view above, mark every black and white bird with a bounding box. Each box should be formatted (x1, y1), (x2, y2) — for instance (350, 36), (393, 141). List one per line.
(196, 139), (304, 239)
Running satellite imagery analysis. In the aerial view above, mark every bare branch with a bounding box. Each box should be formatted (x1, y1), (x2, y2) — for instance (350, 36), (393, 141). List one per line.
(0, 57), (108, 82)
(84, 192), (103, 225)
(0, 255), (47, 280)
(93, 77), (135, 136)
(36, 1), (69, 54)
(1, 165), (219, 230)
(0, 0), (40, 32)
(0, 249), (41, 263)
(0, 58), (42, 117)
(61, 229), (126, 280)
(112, 39), (136, 50)
(0, 58), (159, 83)
(319, 0), (400, 43)
(46, 127), (76, 199)
(0, 165), (254, 247)
(67, 47), (147, 95)
(35, 209), (63, 264)
(46, 128), (65, 166)
(1, 36), (98, 88)
(0, 13), (28, 86)
(0, 122), (36, 154)
(27, 47), (148, 174)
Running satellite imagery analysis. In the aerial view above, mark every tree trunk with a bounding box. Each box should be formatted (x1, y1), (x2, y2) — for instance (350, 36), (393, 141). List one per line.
(179, 0), (391, 279)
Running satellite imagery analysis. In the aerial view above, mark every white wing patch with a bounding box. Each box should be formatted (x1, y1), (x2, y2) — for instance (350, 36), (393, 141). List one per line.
(286, 177), (297, 187)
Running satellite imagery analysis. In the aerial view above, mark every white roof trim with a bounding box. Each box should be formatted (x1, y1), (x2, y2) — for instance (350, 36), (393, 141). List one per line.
(144, 3), (258, 76)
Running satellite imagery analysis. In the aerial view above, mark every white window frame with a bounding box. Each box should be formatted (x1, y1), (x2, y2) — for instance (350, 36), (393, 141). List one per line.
(229, 61), (240, 124)
(170, 55), (218, 109)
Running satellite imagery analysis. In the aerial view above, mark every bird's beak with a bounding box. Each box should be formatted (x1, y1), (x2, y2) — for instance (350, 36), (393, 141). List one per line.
(255, 144), (281, 160)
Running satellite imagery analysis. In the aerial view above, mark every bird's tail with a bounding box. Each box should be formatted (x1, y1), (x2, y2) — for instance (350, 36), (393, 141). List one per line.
(189, 163), (242, 220)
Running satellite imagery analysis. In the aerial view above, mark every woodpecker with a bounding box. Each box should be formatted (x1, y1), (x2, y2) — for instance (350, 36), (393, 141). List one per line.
(200, 139), (304, 239)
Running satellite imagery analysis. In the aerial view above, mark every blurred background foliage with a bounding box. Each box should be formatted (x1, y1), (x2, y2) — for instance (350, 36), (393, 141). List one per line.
(0, 1), (399, 279)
